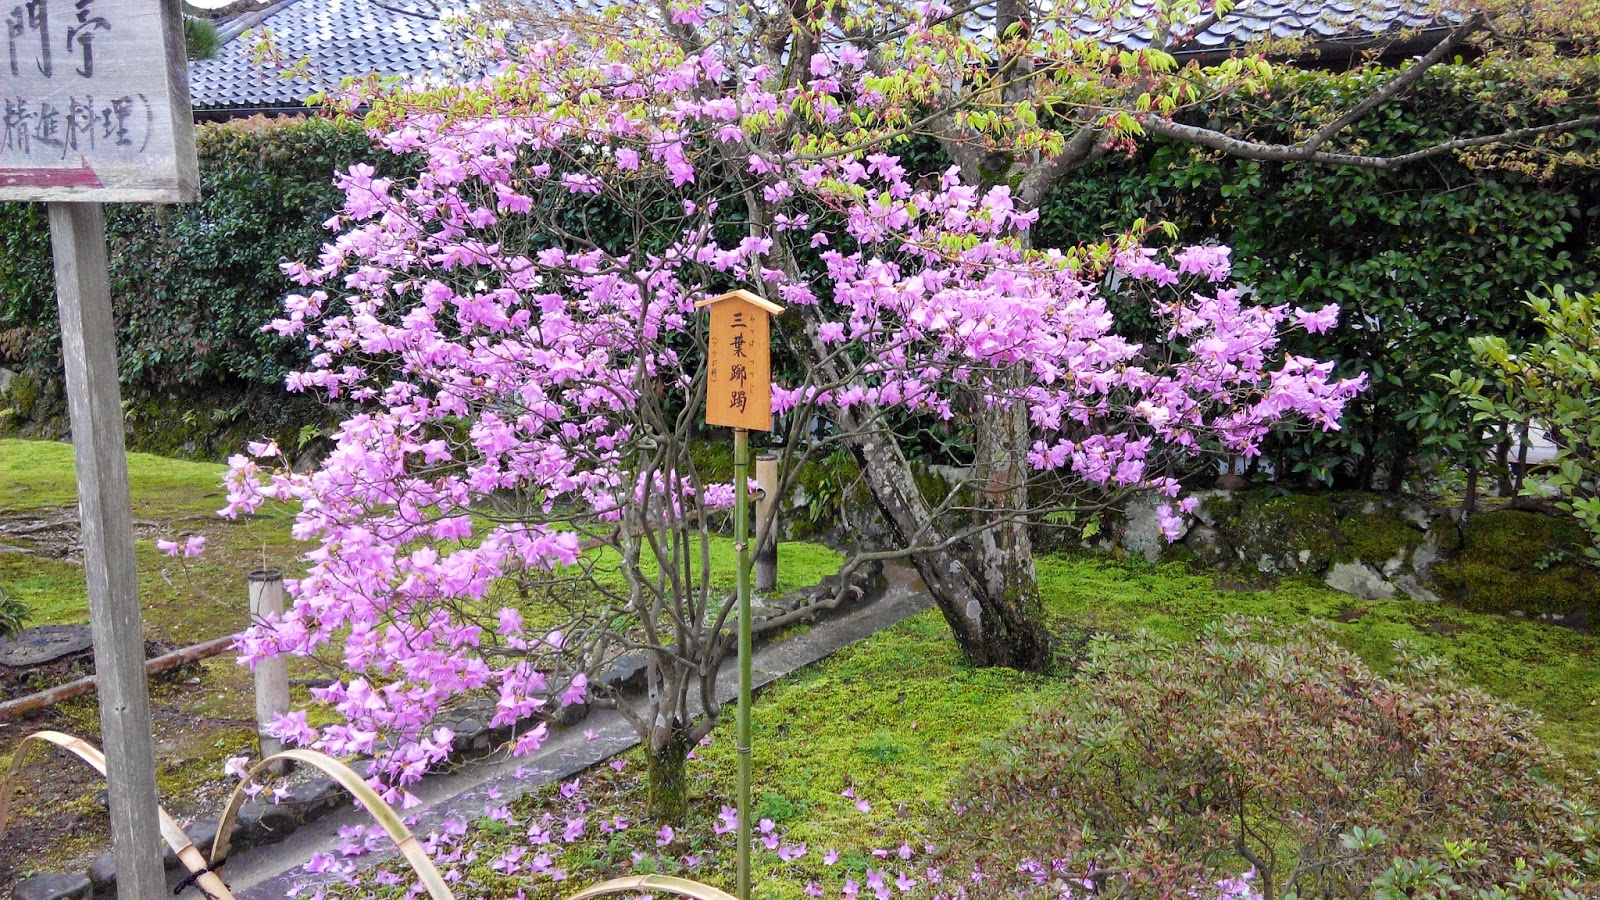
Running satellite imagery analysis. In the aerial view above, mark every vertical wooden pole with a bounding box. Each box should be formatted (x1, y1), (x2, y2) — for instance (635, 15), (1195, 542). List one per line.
(754, 454), (779, 592)
(733, 428), (753, 900)
(248, 569), (291, 770)
(48, 202), (166, 898)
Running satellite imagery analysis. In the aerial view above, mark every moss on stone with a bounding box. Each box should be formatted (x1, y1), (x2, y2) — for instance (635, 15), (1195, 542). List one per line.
(1210, 491), (1343, 574)
(1433, 510), (1600, 615)
(909, 462), (950, 509)
(2, 370), (41, 421)
(1337, 511), (1424, 564)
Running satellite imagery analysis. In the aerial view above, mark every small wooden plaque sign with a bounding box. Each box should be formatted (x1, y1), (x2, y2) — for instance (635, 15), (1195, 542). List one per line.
(697, 289), (783, 432)
(0, 0), (197, 202)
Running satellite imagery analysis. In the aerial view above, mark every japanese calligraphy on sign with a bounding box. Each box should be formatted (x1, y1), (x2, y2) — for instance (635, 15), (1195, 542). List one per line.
(0, 0), (195, 202)
(698, 289), (784, 432)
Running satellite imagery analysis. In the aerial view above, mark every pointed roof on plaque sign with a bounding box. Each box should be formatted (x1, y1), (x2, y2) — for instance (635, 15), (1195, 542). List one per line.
(694, 289), (786, 316)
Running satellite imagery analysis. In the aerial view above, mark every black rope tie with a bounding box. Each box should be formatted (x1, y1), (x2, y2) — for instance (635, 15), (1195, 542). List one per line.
(173, 856), (228, 899)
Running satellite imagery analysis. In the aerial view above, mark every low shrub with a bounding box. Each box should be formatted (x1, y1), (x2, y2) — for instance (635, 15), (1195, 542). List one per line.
(952, 619), (1600, 899)
(1452, 285), (1600, 566)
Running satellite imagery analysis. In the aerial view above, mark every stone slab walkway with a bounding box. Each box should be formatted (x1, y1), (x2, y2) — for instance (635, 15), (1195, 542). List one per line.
(226, 564), (933, 899)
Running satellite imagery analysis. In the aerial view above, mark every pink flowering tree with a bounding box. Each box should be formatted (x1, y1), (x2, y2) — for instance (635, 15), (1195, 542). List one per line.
(225, 10), (1370, 819)
(268, 0), (1600, 674)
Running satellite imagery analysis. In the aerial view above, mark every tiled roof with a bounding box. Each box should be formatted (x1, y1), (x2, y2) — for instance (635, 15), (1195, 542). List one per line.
(189, 0), (456, 114)
(187, 0), (1453, 116)
(1059, 0), (1455, 53)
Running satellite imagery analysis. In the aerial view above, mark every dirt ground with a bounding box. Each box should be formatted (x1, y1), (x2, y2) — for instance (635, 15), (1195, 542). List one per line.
(0, 476), (316, 891)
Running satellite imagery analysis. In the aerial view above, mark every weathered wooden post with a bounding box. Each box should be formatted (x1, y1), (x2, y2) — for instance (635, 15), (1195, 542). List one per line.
(754, 454), (779, 592)
(248, 569), (291, 771)
(696, 289), (783, 900)
(1, 2), (199, 892)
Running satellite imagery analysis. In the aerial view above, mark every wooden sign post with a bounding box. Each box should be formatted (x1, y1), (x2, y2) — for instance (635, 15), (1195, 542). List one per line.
(695, 289), (783, 900)
(2, 2), (198, 894)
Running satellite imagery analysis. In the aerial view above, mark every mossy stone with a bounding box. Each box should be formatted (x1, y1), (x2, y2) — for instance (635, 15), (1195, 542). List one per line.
(1433, 510), (1600, 615)
(1337, 511), (1424, 565)
(1211, 491), (1343, 575)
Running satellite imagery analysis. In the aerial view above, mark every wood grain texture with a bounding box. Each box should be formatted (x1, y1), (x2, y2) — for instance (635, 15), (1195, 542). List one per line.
(50, 202), (167, 895)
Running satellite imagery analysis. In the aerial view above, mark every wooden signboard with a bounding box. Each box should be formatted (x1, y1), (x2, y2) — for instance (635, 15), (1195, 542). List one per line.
(0, 0), (197, 202)
(6, 2), (196, 894)
(697, 289), (783, 432)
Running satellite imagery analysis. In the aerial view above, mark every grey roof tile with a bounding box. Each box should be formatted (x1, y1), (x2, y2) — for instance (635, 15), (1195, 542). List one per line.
(189, 0), (1455, 115)
(189, 0), (456, 112)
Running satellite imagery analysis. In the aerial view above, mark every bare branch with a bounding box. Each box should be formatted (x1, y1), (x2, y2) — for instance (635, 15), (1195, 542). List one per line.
(1141, 113), (1600, 169)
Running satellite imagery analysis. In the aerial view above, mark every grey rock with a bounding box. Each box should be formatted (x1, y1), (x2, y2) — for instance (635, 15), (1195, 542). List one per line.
(1394, 574), (1440, 603)
(183, 819), (221, 860)
(1184, 525), (1235, 571)
(0, 625), (95, 667)
(283, 778), (343, 816)
(1256, 554), (1278, 575)
(600, 653), (647, 691)
(1402, 502), (1435, 530)
(0, 367), (15, 396)
(549, 700), (589, 728)
(85, 855), (115, 897)
(1381, 554), (1406, 577)
(1412, 527), (1446, 580)
(777, 560), (887, 617)
(1324, 561), (1397, 601)
(451, 717), (490, 752)
(1542, 608), (1590, 631)
(1122, 492), (1187, 563)
(13, 873), (92, 900)
(234, 802), (298, 846)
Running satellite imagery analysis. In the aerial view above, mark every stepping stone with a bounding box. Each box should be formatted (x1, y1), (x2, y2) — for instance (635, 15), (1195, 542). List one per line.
(13, 873), (92, 900)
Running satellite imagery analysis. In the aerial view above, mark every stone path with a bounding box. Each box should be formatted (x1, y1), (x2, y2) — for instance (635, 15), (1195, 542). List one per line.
(225, 564), (933, 899)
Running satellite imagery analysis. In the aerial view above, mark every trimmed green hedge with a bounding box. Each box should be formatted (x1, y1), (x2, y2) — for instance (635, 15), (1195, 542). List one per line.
(0, 115), (403, 453)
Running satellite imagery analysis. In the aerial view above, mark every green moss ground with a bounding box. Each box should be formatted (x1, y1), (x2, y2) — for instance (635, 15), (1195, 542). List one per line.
(333, 553), (1600, 900)
(1433, 509), (1600, 615)
(1036, 555), (1600, 761)
(0, 438), (231, 516)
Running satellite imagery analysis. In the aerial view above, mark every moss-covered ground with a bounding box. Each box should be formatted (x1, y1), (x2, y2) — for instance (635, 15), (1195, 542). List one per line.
(6, 437), (1600, 896)
(323, 553), (1600, 900)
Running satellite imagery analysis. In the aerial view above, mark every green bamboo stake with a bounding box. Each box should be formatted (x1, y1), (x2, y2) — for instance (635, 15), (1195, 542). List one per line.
(733, 427), (753, 900)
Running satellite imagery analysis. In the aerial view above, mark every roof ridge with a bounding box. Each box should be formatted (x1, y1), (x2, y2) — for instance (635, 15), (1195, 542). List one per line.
(215, 0), (305, 45)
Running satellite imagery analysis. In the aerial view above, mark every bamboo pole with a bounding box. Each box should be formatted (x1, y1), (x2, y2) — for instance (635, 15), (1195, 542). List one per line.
(734, 428), (753, 900)
(248, 568), (291, 770)
(0, 634), (236, 721)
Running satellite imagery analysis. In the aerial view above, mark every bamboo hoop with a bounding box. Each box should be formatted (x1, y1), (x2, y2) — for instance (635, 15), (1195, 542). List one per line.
(212, 748), (455, 900)
(0, 730), (234, 900)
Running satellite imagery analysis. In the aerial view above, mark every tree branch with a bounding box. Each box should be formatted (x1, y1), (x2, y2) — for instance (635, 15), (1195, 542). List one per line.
(1141, 113), (1600, 169)
(1302, 13), (1486, 152)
